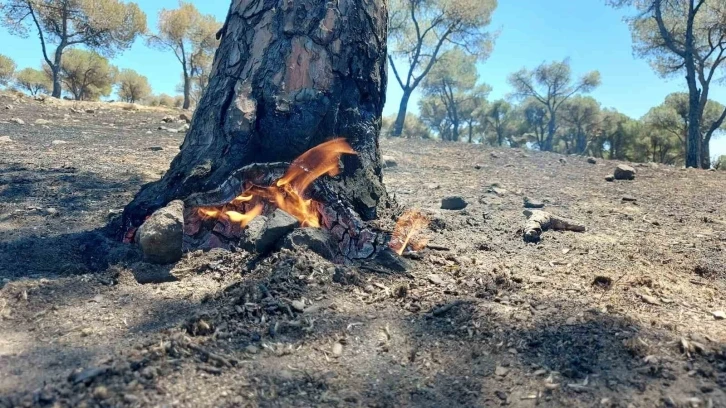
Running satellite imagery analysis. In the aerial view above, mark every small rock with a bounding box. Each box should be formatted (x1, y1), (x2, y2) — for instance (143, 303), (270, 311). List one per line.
(495, 390), (508, 401)
(490, 187), (507, 196)
(428, 274), (446, 286)
(712, 310), (725, 320)
(85, 109), (95, 114)
(123, 394), (139, 403)
(523, 197), (545, 209)
(178, 124), (190, 132)
(587, 157), (597, 164)
(0, 136), (12, 143)
(4, 104), (12, 109)
(35, 118), (51, 125)
(641, 294), (660, 305)
(622, 196), (637, 202)
(426, 183), (440, 190)
(93, 386), (108, 400)
(291, 300), (306, 312)
(68, 367), (109, 385)
(148, 146), (163, 152)
(490, 152), (500, 159)
(252, 209), (299, 253)
(441, 196), (468, 210)
(51, 140), (67, 145)
(161, 115), (175, 123)
(179, 112), (192, 123)
(495, 365), (509, 377)
(559, 158), (567, 164)
(382, 155), (398, 168)
(137, 200), (184, 264)
(605, 174), (615, 182)
(332, 342), (343, 357)
(614, 164), (636, 180)
(10, 118), (25, 125)
(45, 207), (59, 217)
(281, 228), (334, 259)
(245, 345), (260, 354)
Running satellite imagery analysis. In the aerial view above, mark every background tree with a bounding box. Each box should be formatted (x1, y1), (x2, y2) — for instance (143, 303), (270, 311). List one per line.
(15, 67), (51, 95)
(643, 92), (726, 163)
(387, 0), (497, 136)
(559, 95), (601, 154)
(483, 99), (516, 146)
(57, 49), (117, 101)
(419, 49), (491, 142)
(0, 54), (16, 86)
(519, 97), (549, 149)
(0, 0), (146, 98)
(508, 59), (600, 151)
(148, 1), (220, 110)
(117, 69), (151, 103)
(598, 109), (641, 160)
(382, 113), (432, 139)
(609, 0), (726, 168)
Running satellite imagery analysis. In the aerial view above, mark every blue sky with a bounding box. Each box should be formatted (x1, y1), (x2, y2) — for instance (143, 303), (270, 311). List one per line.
(1, 0), (725, 157)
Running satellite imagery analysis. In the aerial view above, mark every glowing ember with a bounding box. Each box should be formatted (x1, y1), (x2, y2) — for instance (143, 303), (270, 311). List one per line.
(197, 138), (356, 228)
(389, 209), (430, 255)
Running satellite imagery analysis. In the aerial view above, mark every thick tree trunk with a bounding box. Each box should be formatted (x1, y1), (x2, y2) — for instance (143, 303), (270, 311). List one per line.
(123, 0), (390, 232)
(392, 89), (411, 137)
(701, 138), (711, 169)
(544, 114), (556, 151)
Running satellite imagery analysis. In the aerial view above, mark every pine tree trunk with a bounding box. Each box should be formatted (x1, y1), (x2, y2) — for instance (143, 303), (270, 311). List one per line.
(122, 0), (390, 232)
(392, 90), (411, 137)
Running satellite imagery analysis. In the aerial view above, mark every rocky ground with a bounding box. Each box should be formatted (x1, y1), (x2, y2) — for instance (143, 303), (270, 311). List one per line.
(1, 92), (725, 407)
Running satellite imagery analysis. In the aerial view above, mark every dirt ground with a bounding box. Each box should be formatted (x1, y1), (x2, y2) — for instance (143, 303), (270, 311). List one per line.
(1, 92), (725, 407)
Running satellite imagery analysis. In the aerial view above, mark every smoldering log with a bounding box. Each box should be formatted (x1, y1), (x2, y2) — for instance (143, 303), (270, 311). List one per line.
(523, 210), (586, 243)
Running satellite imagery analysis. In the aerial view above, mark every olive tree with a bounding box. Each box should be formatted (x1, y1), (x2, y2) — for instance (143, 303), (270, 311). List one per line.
(609, 0), (726, 168)
(148, 1), (220, 110)
(57, 48), (117, 101)
(387, 0), (497, 136)
(0, 54), (16, 86)
(117, 68), (151, 103)
(15, 67), (51, 95)
(0, 0), (146, 98)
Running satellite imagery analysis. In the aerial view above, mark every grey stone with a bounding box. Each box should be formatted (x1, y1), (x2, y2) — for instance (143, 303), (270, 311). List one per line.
(179, 112), (192, 123)
(252, 209), (299, 253)
(382, 155), (398, 168)
(605, 174), (615, 182)
(614, 164), (636, 180)
(441, 196), (468, 210)
(137, 200), (184, 264)
(523, 197), (545, 209)
(35, 118), (51, 125)
(281, 228), (333, 259)
(10, 118), (25, 125)
(587, 157), (597, 164)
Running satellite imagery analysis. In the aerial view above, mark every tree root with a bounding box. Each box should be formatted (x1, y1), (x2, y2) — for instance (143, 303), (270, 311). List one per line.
(523, 210), (586, 243)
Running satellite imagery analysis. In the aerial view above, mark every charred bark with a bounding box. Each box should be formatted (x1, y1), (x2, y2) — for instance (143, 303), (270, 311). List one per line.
(122, 0), (391, 234)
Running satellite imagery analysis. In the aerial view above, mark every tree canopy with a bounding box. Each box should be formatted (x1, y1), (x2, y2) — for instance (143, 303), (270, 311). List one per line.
(387, 0), (497, 136)
(508, 59), (601, 151)
(0, 53), (15, 86)
(148, 1), (220, 109)
(14, 67), (51, 95)
(0, 0), (146, 98)
(57, 48), (117, 101)
(609, 0), (726, 168)
(117, 68), (151, 103)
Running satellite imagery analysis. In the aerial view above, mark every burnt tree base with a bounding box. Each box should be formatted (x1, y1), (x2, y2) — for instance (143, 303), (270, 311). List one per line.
(121, 0), (394, 261)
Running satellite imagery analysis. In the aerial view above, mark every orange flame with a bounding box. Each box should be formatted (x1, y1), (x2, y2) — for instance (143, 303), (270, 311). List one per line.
(389, 209), (430, 255)
(197, 138), (356, 228)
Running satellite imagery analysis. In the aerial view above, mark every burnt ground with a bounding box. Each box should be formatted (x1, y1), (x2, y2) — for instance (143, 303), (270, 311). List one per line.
(1, 91), (725, 407)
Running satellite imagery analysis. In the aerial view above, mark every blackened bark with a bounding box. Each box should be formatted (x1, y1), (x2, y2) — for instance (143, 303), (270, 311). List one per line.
(123, 0), (390, 231)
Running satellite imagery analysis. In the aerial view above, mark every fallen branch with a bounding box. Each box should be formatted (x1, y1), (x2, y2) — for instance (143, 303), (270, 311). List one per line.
(523, 210), (586, 243)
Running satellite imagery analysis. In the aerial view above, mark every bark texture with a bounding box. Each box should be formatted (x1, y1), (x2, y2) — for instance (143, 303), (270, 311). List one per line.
(123, 0), (390, 231)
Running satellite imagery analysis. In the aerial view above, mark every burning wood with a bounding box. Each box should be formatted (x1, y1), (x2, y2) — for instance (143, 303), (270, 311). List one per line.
(196, 138), (356, 229)
(389, 209), (430, 255)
